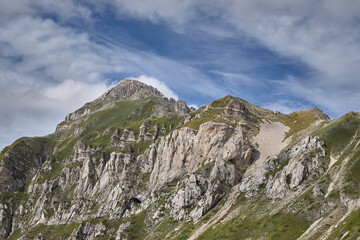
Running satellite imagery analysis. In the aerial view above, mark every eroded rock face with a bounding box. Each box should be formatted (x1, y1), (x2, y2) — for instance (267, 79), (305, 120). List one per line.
(171, 159), (241, 221)
(239, 136), (328, 199)
(4, 120), (256, 239)
(138, 120), (153, 139)
(266, 136), (327, 198)
(0, 203), (12, 239)
(149, 122), (255, 189)
(70, 222), (106, 240)
(3, 80), (355, 239)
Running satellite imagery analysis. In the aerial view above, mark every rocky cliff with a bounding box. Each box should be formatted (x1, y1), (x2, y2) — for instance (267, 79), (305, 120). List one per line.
(0, 80), (359, 239)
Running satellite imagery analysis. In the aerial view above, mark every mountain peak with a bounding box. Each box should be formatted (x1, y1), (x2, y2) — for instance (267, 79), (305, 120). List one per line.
(3, 80), (360, 239)
(97, 79), (164, 104)
(62, 79), (190, 124)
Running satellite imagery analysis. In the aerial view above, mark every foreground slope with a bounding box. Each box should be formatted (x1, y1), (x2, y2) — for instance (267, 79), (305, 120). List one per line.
(0, 80), (359, 240)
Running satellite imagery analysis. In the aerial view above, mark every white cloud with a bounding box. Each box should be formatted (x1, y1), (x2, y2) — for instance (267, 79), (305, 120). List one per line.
(108, 0), (360, 82)
(0, 0), (92, 22)
(0, 16), (112, 85)
(262, 99), (310, 114)
(0, 6), (227, 150)
(273, 77), (360, 117)
(212, 71), (257, 86)
(44, 79), (107, 104)
(189, 104), (199, 109)
(2, 0), (359, 149)
(105, 0), (195, 28)
(107, 0), (360, 116)
(135, 75), (179, 100)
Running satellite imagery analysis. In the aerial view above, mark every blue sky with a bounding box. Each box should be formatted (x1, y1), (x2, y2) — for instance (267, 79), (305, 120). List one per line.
(0, 0), (360, 150)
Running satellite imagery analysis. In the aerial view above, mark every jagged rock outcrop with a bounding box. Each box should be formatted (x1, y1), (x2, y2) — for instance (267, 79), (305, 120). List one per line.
(2, 80), (359, 240)
(149, 122), (255, 189)
(5, 120), (255, 238)
(0, 137), (52, 192)
(171, 159), (241, 221)
(138, 120), (153, 139)
(266, 136), (327, 198)
(239, 136), (327, 199)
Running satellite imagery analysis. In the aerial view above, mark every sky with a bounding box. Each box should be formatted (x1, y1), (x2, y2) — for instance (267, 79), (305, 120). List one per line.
(0, 0), (360, 150)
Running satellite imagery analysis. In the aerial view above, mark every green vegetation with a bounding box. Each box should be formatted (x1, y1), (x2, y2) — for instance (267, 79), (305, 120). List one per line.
(52, 97), (157, 159)
(53, 134), (79, 160)
(52, 97), (186, 160)
(280, 108), (326, 139)
(38, 161), (64, 184)
(265, 157), (291, 178)
(182, 108), (234, 130)
(82, 98), (157, 140)
(182, 95), (245, 130)
(312, 112), (360, 196)
(211, 95), (233, 108)
(149, 218), (179, 239)
(152, 113), (184, 132)
(211, 95), (251, 108)
(197, 210), (309, 240)
(342, 147), (360, 196)
(7, 229), (21, 240)
(328, 207), (360, 239)
(348, 149), (360, 182)
(132, 140), (152, 156)
(0, 136), (54, 168)
(68, 160), (82, 169)
(4, 92), (360, 240)
(312, 112), (360, 156)
(286, 173), (292, 185)
(10, 223), (80, 239)
(123, 210), (148, 239)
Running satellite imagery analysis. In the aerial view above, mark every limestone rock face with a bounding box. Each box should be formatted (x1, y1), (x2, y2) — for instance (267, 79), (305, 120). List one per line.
(239, 136), (327, 199)
(138, 120), (153, 139)
(266, 136), (327, 198)
(2, 119), (256, 238)
(3, 80), (356, 239)
(149, 122), (255, 189)
(173, 98), (190, 115)
(170, 159), (241, 221)
(70, 222), (106, 240)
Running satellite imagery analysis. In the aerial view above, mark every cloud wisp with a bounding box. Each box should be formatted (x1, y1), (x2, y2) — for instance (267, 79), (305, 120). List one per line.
(0, 0), (359, 149)
(0, 4), (225, 149)
(107, 0), (360, 116)
(134, 75), (179, 100)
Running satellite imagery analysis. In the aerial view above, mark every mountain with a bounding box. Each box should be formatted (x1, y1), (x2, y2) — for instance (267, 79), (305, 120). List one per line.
(0, 79), (359, 240)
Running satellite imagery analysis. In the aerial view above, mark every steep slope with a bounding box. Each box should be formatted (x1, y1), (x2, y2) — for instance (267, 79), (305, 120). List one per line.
(0, 80), (358, 240)
(194, 112), (360, 240)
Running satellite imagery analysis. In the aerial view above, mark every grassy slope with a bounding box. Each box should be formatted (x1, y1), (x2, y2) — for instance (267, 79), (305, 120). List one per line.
(52, 97), (184, 160)
(181, 96), (329, 144)
(278, 108), (328, 140)
(312, 112), (360, 156)
(327, 207), (360, 239)
(52, 97), (156, 159)
(7, 223), (81, 240)
(195, 196), (310, 240)
(182, 96), (233, 130)
(313, 112), (360, 199)
(181, 95), (271, 137)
